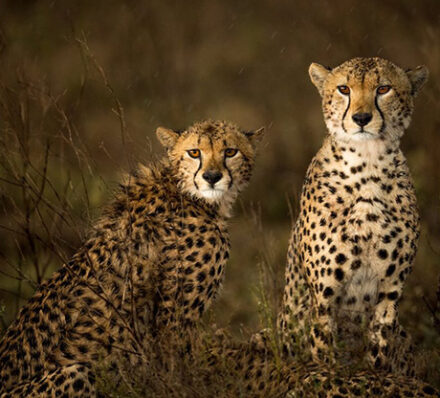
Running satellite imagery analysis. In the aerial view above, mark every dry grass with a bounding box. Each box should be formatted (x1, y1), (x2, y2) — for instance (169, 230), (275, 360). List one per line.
(0, 0), (439, 394)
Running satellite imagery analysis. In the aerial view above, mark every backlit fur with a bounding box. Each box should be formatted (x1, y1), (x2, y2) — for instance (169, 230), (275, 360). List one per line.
(0, 119), (262, 397)
(279, 57), (428, 377)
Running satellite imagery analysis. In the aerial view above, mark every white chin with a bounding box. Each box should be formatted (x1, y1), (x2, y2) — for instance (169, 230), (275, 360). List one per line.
(350, 131), (378, 141)
(199, 189), (225, 201)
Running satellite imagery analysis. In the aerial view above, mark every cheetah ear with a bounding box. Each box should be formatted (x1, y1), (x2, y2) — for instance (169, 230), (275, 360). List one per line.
(406, 65), (429, 96)
(156, 127), (181, 149)
(309, 63), (331, 96)
(244, 127), (265, 145)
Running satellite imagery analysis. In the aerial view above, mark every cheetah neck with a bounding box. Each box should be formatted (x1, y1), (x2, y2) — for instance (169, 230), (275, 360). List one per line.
(179, 181), (235, 219)
(323, 135), (405, 176)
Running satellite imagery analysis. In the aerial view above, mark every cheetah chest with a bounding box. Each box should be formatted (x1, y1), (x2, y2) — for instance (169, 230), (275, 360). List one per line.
(301, 161), (418, 305)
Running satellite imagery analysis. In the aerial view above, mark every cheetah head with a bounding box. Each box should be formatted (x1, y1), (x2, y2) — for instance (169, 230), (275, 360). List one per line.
(156, 120), (263, 209)
(309, 57), (428, 143)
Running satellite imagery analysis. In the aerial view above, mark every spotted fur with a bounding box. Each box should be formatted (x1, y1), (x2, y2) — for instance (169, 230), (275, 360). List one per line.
(0, 120), (263, 397)
(278, 57), (428, 376)
(203, 334), (439, 397)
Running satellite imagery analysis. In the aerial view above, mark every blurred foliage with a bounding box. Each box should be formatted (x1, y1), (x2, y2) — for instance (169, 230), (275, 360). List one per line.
(0, 0), (439, 386)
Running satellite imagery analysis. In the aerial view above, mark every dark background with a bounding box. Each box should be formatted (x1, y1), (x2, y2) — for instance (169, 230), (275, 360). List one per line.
(0, 0), (439, 383)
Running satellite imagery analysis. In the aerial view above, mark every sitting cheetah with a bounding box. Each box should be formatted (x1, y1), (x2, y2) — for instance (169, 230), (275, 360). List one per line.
(278, 57), (428, 376)
(0, 120), (263, 397)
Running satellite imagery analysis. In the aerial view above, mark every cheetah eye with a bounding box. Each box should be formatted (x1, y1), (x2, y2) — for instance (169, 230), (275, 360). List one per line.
(337, 85), (350, 95)
(187, 149), (201, 158)
(377, 85), (391, 95)
(224, 148), (238, 158)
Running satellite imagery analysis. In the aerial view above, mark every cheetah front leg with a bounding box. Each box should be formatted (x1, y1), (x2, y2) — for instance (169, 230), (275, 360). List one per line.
(369, 297), (415, 377)
(365, 251), (416, 377)
(0, 364), (96, 398)
(309, 265), (377, 368)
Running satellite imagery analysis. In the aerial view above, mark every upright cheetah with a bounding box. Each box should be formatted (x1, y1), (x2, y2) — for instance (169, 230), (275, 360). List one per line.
(0, 120), (263, 397)
(278, 57), (428, 376)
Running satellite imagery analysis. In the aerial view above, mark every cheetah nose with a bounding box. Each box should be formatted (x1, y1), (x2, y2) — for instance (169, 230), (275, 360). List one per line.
(202, 170), (223, 186)
(352, 112), (372, 127)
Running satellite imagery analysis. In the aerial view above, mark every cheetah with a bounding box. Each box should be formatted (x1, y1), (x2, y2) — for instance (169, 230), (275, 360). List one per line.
(278, 57), (428, 376)
(0, 120), (263, 397)
(202, 330), (439, 397)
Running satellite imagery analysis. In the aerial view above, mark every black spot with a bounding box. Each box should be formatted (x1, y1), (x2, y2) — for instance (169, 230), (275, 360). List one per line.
(387, 291), (398, 300)
(54, 375), (66, 386)
(351, 246), (362, 255)
(385, 264), (395, 277)
(335, 268), (345, 281)
(335, 253), (347, 264)
(202, 253), (212, 263)
(191, 297), (201, 309)
(184, 267), (194, 275)
(134, 206), (145, 214)
(72, 378), (85, 392)
(377, 292), (385, 303)
(323, 287), (334, 298)
(351, 260), (361, 270)
(197, 272), (206, 282)
(37, 382), (49, 393)
(377, 249), (388, 259)
(366, 213), (379, 222)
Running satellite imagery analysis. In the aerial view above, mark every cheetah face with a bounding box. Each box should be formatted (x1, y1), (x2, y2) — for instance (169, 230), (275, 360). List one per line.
(309, 57), (428, 143)
(156, 120), (263, 206)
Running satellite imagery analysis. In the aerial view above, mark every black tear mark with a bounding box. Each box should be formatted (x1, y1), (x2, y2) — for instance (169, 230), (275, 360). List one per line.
(375, 95), (386, 134)
(341, 93), (351, 133)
